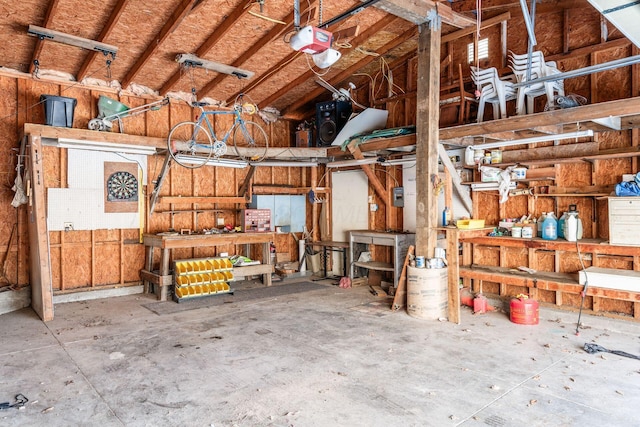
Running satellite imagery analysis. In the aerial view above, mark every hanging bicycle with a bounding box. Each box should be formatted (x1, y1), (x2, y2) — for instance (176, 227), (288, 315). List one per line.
(167, 94), (269, 168)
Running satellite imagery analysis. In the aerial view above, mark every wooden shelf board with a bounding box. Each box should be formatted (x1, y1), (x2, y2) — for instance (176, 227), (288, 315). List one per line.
(353, 261), (394, 271)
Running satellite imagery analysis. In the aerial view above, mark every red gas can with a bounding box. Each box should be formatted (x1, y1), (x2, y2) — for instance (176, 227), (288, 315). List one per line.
(510, 295), (539, 325)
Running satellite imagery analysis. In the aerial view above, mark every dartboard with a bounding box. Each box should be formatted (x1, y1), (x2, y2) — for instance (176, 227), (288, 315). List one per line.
(107, 171), (138, 201)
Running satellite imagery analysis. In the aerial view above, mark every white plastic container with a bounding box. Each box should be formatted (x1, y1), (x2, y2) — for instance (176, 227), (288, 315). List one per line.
(565, 213), (578, 242)
(513, 167), (527, 179)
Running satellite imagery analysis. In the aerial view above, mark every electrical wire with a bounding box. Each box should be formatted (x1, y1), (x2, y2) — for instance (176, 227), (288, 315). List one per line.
(575, 238), (589, 335)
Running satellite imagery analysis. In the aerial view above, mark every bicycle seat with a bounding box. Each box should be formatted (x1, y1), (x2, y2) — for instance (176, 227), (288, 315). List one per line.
(191, 101), (210, 107)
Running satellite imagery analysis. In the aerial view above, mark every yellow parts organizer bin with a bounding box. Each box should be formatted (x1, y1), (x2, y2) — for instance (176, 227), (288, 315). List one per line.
(456, 219), (486, 229)
(173, 256), (234, 301)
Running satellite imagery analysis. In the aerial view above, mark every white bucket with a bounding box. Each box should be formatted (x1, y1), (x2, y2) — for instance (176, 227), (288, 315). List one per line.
(406, 266), (448, 320)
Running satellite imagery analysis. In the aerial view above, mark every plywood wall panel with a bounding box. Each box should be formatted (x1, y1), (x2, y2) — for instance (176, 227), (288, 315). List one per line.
(596, 158), (631, 185)
(537, 289), (556, 304)
(559, 252), (587, 273)
(595, 45), (632, 102)
(94, 243), (121, 285)
(118, 96), (146, 136)
(63, 85), (93, 130)
(556, 163), (591, 187)
(597, 199), (609, 240)
(124, 243), (145, 282)
(63, 246), (92, 288)
(473, 245), (499, 266)
(272, 167), (289, 186)
(475, 192), (500, 225)
(599, 130), (630, 150)
(502, 247), (528, 268)
(503, 194), (528, 219)
(597, 255), (633, 270)
(50, 246), (61, 291)
(567, 9), (601, 50)
(598, 298), (633, 316)
(270, 119), (289, 148)
(536, 250), (555, 272)
(560, 56), (590, 99)
(536, 11), (564, 55)
(146, 99), (170, 138)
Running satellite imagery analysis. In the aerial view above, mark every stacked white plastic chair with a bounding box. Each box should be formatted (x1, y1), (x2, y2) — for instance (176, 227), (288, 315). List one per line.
(508, 51), (564, 115)
(470, 66), (517, 122)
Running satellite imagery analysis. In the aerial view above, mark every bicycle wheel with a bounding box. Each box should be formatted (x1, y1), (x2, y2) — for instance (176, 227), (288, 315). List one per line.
(168, 121), (213, 169)
(233, 121), (268, 162)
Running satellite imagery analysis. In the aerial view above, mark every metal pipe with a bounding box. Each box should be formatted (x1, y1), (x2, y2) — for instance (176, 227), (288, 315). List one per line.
(512, 54), (640, 88)
(293, 0), (300, 30)
(525, 0), (536, 82)
(519, 0), (537, 47)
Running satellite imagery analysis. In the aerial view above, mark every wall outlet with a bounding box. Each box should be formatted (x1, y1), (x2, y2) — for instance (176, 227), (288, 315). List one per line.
(64, 222), (74, 231)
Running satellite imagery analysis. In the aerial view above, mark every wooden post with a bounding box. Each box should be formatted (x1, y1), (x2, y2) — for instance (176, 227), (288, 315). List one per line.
(416, 13), (441, 259)
(27, 135), (54, 321)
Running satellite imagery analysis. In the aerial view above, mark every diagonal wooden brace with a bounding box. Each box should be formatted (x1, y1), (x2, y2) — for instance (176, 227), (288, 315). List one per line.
(347, 140), (388, 205)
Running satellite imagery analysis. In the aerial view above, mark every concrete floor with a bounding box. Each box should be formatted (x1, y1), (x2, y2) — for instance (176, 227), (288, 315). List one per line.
(1, 280), (639, 427)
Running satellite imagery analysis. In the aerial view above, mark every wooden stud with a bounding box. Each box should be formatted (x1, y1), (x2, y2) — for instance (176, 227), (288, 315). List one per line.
(27, 135), (54, 321)
(563, 9), (570, 53)
(416, 18), (441, 259)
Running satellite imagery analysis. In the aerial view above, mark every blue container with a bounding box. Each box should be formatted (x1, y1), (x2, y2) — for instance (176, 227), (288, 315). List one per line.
(541, 213), (558, 240)
(41, 94), (77, 128)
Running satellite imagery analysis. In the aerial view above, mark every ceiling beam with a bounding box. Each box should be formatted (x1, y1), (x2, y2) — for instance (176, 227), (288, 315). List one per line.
(376, 0), (475, 28)
(281, 24), (417, 117)
(29, 0), (60, 73)
(260, 14), (399, 111)
(76, 0), (130, 82)
(121, 0), (197, 90)
(440, 96), (640, 141)
(199, 3), (318, 98)
(159, 0), (253, 95)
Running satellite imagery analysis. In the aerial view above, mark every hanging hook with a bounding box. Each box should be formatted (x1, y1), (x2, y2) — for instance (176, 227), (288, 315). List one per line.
(32, 59), (40, 79)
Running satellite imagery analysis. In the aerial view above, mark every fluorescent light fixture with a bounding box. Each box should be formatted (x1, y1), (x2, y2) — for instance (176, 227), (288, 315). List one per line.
(174, 155), (248, 168)
(175, 53), (254, 79)
(327, 155), (416, 168)
(326, 157), (379, 168)
(28, 25), (118, 57)
(463, 130), (593, 166)
(382, 155), (416, 166)
(250, 161), (318, 167)
(471, 182), (517, 191)
(468, 130), (593, 151)
(55, 138), (156, 155)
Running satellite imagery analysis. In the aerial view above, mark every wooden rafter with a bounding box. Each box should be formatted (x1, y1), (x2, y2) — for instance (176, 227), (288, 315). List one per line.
(260, 14), (399, 112)
(76, 0), (130, 82)
(159, 0), (253, 95)
(121, 0), (197, 89)
(199, 3), (318, 98)
(29, 0), (60, 73)
(281, 23), (417, 117)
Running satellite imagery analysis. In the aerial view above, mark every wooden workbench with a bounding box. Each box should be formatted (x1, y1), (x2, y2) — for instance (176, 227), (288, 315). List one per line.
(141, 232), (275, 301)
